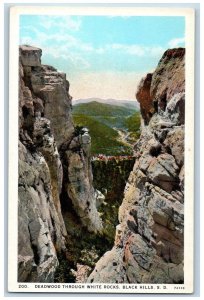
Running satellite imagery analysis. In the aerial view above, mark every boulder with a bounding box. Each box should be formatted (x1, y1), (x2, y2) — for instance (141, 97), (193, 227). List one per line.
(66, 150), (102, 233)
(136, 73), (154, 124)
(19, 45), (42, 67)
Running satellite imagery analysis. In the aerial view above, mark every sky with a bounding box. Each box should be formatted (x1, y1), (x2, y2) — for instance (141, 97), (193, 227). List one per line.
(20, 15), (185, 100)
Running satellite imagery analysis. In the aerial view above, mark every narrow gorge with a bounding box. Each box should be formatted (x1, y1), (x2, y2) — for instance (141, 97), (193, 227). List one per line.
(18, 45), (185, 284)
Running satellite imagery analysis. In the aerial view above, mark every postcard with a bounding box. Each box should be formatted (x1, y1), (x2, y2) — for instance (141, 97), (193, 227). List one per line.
(8, 5), (194, 293)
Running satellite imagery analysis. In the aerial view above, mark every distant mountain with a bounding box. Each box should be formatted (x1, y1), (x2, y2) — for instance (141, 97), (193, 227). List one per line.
(72, 101), (141, 155)
(73, 114), (132, 155)
(72, 98), (140, 111)
(72, 101), (136, 117)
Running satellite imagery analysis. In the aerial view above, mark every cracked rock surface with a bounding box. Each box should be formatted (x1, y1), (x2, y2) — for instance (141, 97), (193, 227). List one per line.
(87, 48), (185, 284)
(18, 45), (102, 282)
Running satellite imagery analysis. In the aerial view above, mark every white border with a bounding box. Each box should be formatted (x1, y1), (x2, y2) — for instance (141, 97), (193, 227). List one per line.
(8, 5), (195, 294)
(184, 8), (195, 293)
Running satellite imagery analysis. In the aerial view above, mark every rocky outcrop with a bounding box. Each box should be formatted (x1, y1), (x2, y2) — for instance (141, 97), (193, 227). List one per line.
(20, 45), (42, 67)
(88, 48), (185, 284)
(18, 45), (102, 282)
(18, 141), (63, 282)
(136, 48), (185, 125)
(65, 129), (102, 233)
(20, 45), (74, 148)
(136, 73), (153, 124)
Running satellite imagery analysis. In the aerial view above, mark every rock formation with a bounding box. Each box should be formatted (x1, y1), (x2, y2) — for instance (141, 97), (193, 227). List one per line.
(88, 48), (185, 284)
(18, 45), (102, 282)
(18, 45), (185, 284)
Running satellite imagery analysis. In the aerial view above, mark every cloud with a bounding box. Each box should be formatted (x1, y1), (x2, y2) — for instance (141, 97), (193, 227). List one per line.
(148, 46), (165, 57)
(20, 24), (78, 45)
(43, 44), (91, 70)
(168, 37), (185, 48)
(20, 23), (91, 70)
(111, 43), (144, 56)
(20, 34), (90, 71)
(109, 43), (164, 57)
(20, 23), (99, 54)
(20, 22), (164, 58)
(20, 17), (166, 67)
(38, 16), (82, 31)
(20, 36), (33, 45)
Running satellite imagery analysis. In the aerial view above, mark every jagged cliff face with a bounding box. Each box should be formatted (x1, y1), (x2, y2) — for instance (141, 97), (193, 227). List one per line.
(18, 46), (185, 284)
(88, 48), (185, 284)
(18, 45), (102, 282)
